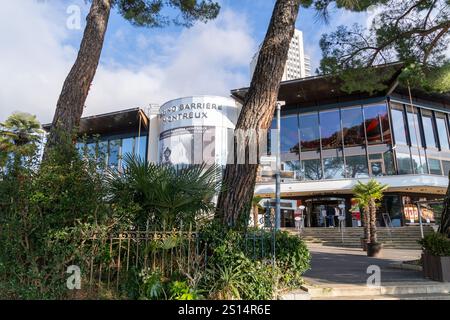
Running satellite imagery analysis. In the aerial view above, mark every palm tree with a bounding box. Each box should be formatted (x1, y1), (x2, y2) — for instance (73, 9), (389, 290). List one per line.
(352, 184), (370, 249)
(108, 154), (222, 230)
(352, 179), (388, 255)
(0, 112), (43, 168)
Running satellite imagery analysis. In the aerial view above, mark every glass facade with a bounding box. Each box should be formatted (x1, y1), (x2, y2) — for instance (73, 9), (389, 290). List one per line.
(78, 134), (148, 170)
(269, 99), (450, 181)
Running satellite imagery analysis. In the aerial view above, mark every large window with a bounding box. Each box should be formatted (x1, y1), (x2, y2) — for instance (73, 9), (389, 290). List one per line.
(299, 112), (320, 151)
(428, 158), (442, 175)
(391, 105), (408, 145)
(323, 149), (344, 179)
(411, 151), (427, 174)
(396, 152), (412, 174)
(319, 109), (342, 149)
(344, 146), (369, 178)
(364, 104), (390, 144)
(341, 107), (364, 146)
(121, 137), (134, 167)
(345, 155), (369, 178)
(443, 160), (450, 176)
(137, 136), (148, 160)
(108, 139), (121, 168)
(280, 115), (299, 153)
(421, 109), (438, 149)
(435, 112), (449, 150)
(281, 159), (301, 180)
(406, 107), (422, 147)
(301, 158), (322, 180)
(323, 157), (344, 179)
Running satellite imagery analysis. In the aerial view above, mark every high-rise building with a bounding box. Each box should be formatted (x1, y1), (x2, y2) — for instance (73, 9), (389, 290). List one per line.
(249, 29), (311, 81)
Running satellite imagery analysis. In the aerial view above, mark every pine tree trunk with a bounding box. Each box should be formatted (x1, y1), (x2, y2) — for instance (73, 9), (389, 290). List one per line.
(43, 0), (112, 157)
(369, 199), (377, 244)
(439, 171), (450, 237)
(215, 0), (301, 227)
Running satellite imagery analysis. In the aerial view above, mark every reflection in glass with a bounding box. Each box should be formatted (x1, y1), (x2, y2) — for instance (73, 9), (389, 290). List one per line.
(364, 104), (390, 144)
(87, 143), (96, 158)
(442, 160), (450, 176)
(384, 151), (395, 175)
(301, 159), (322, 180)
(108, 139), (121, 168)
(137, 136), (148, 161)
(280, 115), (299, 153)
(299, 112), (320, 151)
(435, 113), (449, 150)
(98, 141), (108, 165)
(411, 153), (427, 174)
(323, 157), (344, 179)
(121, 137), (134, 168)
(428, 158), (442, 175)
(396, 153), (412, 174)
(76, 142), (84, 153)
(421, 110), (437, 149)
(345, 155), (369, 178)
(407, 109), (422, 147)
(282, 160), (301, 180)
(320, 110), (342, 149)
(341, 107), (364, 146)
(391, 107), (408, 145)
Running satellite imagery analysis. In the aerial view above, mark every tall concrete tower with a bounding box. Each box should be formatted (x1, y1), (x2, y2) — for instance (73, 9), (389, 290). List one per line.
(250, 29), (311, 81)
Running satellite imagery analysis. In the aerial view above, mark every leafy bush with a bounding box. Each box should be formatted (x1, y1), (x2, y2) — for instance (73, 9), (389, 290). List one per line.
(137, 268), (202, 300)
(199, 224), (310, 299)
(139, 269), (167, 300)
(419, 233), (450, 256)
(108, 154), (221, 230)
(0, 136), (126, 299)
(169, 280), (202, 300)
(273, 231), (311, 287)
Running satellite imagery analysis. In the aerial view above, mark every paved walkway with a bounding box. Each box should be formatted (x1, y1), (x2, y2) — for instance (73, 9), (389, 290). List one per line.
(304, 244), (426, 285)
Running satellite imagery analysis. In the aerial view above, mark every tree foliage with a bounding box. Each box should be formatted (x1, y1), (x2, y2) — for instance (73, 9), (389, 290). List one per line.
(112, 0), (220, 27)
(0, 112), (43, 169)
(44, 0), (220, 158)
(108, 154), (222, 229)
(352, 179), (388, 244)
(319, 0), (450, 93)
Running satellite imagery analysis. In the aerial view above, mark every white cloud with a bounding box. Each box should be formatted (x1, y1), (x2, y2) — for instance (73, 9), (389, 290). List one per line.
(0, 2), (255, 123)
(0, 1), (77, 123)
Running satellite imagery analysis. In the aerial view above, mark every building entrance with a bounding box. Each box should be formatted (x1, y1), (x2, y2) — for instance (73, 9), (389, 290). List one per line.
(304, 197), (346, 228)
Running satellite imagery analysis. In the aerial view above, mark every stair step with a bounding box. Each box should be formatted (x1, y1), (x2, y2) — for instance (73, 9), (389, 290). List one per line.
(303, 282), (450, 298)
(312, 293), (450, 300)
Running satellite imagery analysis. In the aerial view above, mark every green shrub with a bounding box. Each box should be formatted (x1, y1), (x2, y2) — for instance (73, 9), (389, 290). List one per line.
(139, 269), (167, 300)
(169, 280), (202, 300)
(199, 226), (311, 299)
(419, 233), (450, 256)
(137, 268), (202, 300)
(273, 231), (311, 287)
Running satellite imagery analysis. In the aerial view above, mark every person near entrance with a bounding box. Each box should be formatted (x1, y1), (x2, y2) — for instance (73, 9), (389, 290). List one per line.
(326, 206), (335, 227)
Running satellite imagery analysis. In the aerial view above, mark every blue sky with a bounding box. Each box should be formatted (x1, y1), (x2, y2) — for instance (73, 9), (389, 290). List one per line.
(0, 0), (371, 123)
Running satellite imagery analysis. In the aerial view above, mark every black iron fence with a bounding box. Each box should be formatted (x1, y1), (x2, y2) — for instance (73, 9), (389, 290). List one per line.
(67, 229), (276, 293)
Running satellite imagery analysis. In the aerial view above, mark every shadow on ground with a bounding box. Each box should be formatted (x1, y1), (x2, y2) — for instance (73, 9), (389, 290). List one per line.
(304, 246), (425, 285)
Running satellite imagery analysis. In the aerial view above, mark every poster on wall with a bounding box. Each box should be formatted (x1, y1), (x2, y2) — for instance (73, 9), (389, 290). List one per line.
(401, 196), (435, 223)
(159, 126), (216, 165)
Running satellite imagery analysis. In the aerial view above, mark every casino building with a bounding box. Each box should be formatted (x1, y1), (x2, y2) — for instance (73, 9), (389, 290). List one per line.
(43, 63), (450, 230)
(233, 63), (450, 228)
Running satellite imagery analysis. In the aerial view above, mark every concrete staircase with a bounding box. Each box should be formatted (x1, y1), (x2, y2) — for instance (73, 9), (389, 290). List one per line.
(280, 281), (450, 300)
(287, 226), (434, 249)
